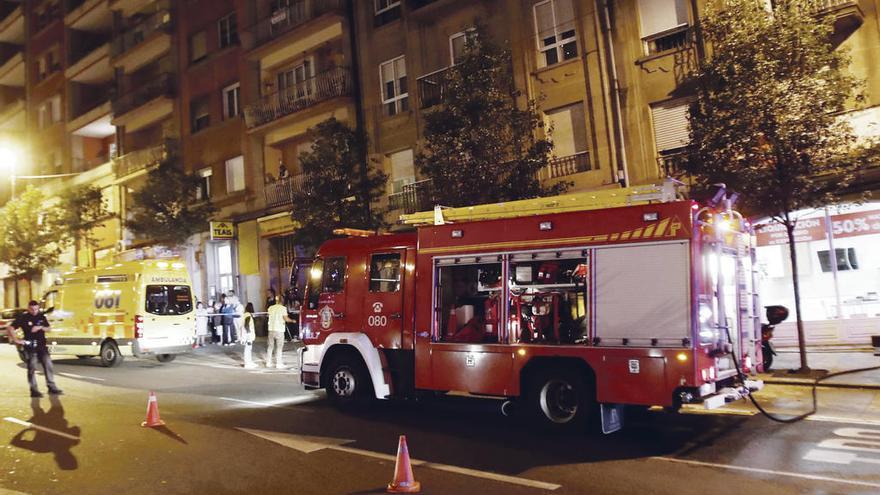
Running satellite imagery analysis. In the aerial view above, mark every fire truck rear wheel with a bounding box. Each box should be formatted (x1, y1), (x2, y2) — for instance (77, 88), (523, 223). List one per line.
(529, 368), (593, 429)
(325, 357), (373, 408)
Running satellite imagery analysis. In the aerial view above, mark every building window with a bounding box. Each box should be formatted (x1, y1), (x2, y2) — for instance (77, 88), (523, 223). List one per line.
(218, 13), (239, 49)
(217, 243), (235, 295)
(651, 99), (691, 175)
(374, 0), (401, 26)
(380, 56), (408, 117)
(276, 60), (313, 99)
(637, 0), (690, 55)
(196, 166), (212, 201)
(191, 96), (210, 133)
(37, 47), (61, 81)
(533, 0), (578, 68)
(189, 31), (208, 63)
(38, 95), (62, 129)
(545, 103), (589, 161)
(450, 30), (477, 65)
(225, 155), (245, 193)
(222, 83), (240, 119)
(389, 149), (415, 193)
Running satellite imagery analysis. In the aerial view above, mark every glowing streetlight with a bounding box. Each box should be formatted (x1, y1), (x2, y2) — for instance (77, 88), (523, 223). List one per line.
(0, 143), (21, 198)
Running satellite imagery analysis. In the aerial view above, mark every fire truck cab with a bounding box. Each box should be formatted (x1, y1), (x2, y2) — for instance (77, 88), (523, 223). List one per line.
(300, 181), (762, 427)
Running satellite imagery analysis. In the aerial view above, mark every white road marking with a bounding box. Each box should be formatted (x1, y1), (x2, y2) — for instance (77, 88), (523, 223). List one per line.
(808, 416), (880, 427)
(3, 417), (80, 441)
(683, 407), (880, 427)
(218, 395), (320, 410)
(652, 456), (880, 489)
(57, 371), (105, 381)
(239, 428), (561, 491)
(804, 449), (880, 466)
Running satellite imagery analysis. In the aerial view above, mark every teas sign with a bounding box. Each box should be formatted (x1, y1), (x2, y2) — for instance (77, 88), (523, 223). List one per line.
(755, 218), (826, 246)
(211, 222), (235, 240)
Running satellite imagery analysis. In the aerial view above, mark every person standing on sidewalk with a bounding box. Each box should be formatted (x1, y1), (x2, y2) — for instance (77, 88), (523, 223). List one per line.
(211, 299), (223, 344)
(267, 296), (293, 368)
(194, 301), (209, 347)
(5, 301), (63, 398)
(241, 303), (257, 369)
(220, 293), (235, 346)
(229, 291), (245, 344)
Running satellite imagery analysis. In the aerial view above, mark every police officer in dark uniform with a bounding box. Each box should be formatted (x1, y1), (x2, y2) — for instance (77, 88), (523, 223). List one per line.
(6, 300), (63, 398)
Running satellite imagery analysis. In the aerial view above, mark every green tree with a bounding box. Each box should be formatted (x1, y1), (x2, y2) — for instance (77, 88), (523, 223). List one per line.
(684, 0), (879, 371)
(127, 163), (216, 247)
(289, 117), (387, 251)
(57, 185), (111, 247)
(0, 186), (66, 306)
(416, 25), (566, 207)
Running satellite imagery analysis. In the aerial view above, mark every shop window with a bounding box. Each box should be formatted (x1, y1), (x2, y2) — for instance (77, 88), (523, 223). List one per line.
(818, 248), (859, 272)
(435, 259), (503, 343)
(380, 56), (408, 117)
(370, 253), (401, 292)
(217, 243), (235, 295)
(533, 0), (578, 68)
(509, 251), (589, 344)
(218, 12), (239, 49)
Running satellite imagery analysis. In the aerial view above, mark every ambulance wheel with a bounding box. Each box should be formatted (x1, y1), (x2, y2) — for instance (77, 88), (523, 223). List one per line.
(100, 341), (123, 368)
(528, 367), (593, 430)
(325, 357), (373, 408)
(156, 354), (176, 363)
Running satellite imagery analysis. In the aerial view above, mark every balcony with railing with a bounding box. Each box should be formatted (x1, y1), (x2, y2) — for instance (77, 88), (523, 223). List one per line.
(816, 0), (864, 41)
(417, 66), (452, 109)
(111, 72), (174, 117)
(541, 152), (591, 180)
(113, 139), (176, 179)
(657, 151), (687, 178)
(244, 67), (352, 129)
(264, 173), (312, 208)
(248, 0), (344, 50)
(110, 9), (172, 58)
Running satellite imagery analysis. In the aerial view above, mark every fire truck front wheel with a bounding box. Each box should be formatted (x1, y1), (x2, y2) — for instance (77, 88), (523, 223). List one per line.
(528, 368), (594, 429)
(325, 357), (373, 408)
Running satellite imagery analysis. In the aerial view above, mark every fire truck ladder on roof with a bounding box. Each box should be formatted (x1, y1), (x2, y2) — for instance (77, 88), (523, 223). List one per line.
(399, 178), (686, 226)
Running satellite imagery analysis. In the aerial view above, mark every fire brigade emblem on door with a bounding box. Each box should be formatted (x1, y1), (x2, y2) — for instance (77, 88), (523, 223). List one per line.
(319, 305), (333, 329)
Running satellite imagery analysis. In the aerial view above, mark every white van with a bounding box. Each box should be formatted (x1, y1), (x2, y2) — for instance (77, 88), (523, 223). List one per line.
(40, 259), (195, 367)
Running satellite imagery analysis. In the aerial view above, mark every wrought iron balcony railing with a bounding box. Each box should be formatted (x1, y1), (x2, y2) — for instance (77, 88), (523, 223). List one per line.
(417, 66), (452, 109)
(248, 0), (343, 49)
(111, 9), (172, 58)
(244, 67), (351, 129)
(113, 139), (176, 179)
(264, 173), (312, 208)
(111, 73), (174, 116)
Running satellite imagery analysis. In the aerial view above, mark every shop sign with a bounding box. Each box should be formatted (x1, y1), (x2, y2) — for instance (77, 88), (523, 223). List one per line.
(211, 221), (235, 240)
(755, 218), (826, 246)
(828, 211), (880, 239)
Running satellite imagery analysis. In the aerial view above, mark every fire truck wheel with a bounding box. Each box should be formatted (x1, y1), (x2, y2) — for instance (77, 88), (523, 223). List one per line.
(325, 357), (373, 408)
(529, 368), (593, 429)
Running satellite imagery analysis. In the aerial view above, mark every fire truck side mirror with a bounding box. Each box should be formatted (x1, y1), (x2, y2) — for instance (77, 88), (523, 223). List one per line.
(765, 305), (789, 325)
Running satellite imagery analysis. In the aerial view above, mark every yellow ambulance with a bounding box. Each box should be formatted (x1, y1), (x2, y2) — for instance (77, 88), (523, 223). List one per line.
(41, 259), (195, 367)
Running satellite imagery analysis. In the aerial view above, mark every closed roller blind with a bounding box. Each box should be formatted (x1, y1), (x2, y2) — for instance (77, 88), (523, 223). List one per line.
(594, 241), (691, 346)
(637, 0), (689, 38)
(651, 100), (691, 152)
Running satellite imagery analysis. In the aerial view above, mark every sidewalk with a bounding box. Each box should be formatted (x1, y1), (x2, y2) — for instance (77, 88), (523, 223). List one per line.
(178, 337), (303, 371)
(759, 347), (880, 389)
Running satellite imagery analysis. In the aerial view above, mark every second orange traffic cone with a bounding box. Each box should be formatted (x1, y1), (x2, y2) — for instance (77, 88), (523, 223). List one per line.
(141, 391), (166, 428)
(387, 435), (421, 493)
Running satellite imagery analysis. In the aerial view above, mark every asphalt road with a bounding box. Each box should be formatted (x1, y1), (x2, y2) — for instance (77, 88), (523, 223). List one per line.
(2, 343), (880, 495)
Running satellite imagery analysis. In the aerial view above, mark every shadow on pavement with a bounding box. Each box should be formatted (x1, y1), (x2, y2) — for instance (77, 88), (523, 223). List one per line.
(9, 396), (81, 470)
(149, 425), (189, 445)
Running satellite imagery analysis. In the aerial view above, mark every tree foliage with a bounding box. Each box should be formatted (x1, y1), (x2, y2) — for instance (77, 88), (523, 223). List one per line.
(57, 185), (111, 247)
(127, 163), (216, 247)
(416, 25), (566, 207)
(684, 0), (880, 370)
(0, 185), (66, 278)
(684, 0), (876, 216)
(289, 117), (387, 251)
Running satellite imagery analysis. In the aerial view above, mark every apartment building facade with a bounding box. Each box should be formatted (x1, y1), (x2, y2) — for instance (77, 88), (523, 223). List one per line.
(1, 0), (878, 311)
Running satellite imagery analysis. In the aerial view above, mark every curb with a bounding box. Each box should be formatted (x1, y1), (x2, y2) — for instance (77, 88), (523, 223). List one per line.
(762, 378), (880, 391)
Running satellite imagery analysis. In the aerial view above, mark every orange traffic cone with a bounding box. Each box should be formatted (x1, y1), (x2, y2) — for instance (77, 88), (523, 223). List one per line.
(387, 435), (421, 493)
(141, 391), (166, 428)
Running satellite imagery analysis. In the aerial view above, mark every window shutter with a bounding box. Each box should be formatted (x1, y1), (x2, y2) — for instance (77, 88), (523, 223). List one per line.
(651, 100), (691, 153)
(637, 0), (689, 38)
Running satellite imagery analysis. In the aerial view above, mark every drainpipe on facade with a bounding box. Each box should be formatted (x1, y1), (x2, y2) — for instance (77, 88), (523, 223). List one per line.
(345, 0), (371, 222)
(598, 0), (629, 188)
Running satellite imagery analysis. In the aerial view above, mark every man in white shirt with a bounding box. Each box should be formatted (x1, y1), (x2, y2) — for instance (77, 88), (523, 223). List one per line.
(266, 296), (293, 368)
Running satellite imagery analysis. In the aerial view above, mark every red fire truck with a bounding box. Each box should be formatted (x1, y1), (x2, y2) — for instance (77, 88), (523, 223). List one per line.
(299, 181), (763, 428)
